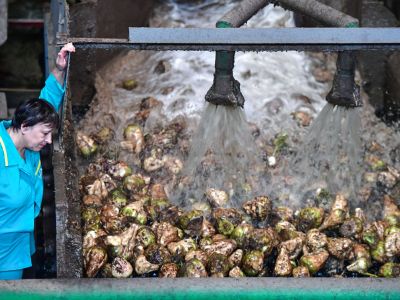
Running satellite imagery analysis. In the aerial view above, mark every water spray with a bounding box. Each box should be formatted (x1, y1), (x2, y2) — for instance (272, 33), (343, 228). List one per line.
(289, 49), (365, 206)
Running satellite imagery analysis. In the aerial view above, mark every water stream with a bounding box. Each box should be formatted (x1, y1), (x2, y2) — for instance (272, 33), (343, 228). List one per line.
(173, 103), (268, 208)
(288, 104), (363, 203)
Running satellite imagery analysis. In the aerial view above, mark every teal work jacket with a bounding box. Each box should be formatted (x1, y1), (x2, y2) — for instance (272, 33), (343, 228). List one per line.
(0, 74), (64, 271)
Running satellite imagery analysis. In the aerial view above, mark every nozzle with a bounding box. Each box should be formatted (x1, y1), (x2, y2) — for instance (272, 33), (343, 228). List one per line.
(205, 75), (245, 107)
(205, 50), (245, 108)
(326, 51), (362, 108)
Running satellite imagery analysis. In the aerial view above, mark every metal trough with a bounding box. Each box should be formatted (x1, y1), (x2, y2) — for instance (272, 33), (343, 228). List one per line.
(0, 0), (400, 298)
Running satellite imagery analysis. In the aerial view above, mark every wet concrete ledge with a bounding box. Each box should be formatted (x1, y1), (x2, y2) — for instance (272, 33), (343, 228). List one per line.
(0, 278), (399, 299)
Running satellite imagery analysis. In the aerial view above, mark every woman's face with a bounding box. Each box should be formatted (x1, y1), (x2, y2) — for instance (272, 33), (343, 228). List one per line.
(22, 122), (54, 151)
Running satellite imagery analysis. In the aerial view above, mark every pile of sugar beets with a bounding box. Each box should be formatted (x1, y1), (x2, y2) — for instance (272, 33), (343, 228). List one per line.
(77, 98), (400, 278)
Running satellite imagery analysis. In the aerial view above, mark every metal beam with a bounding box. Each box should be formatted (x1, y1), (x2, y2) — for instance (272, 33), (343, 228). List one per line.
(128, 27), (400, 46)
(61, 27), (400, 51)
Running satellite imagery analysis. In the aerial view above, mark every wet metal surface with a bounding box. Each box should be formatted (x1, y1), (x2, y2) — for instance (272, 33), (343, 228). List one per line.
(129, 27), (400, 45)
(62, 28), (400, 51)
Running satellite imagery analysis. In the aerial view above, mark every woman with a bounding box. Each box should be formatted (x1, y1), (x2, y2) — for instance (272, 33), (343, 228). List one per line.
(0, 43), (75, 280)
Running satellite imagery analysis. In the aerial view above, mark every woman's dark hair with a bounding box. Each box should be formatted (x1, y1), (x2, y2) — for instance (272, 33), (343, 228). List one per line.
(11, 98), (59, 130)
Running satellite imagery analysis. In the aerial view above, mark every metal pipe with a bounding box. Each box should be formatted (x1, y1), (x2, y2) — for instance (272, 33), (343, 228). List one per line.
(205, 49), (245, 107)
(276, 1), (361, 108)
(205, 0), (360, 107)
(277, 0), (359, 27)
(278, 0), (361, 108)
(218, 0), (360, 28)
(326, 51), (362, 108)
(216, 0), (269, 28)
(206, 0), (270, 107)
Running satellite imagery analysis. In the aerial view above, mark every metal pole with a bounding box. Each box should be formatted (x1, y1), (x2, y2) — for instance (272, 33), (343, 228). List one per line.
(277, 0), (359, 27)
(207, 0), (269, 107)
(217, 0), (269, 28)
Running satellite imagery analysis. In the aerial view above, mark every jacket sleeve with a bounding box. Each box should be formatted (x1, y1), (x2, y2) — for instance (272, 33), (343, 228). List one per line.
(39, 73), (65, 112)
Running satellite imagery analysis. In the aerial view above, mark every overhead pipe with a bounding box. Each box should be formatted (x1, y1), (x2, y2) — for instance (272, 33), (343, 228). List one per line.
(277, 0), (362, 108)
(206, 0), (360, 108)
(276, 0), (359, 28)
(205, 0), (269, 107)
(219, 0), (359, 28)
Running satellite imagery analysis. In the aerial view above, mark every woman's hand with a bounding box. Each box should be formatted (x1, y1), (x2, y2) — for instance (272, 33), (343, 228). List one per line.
(55, 42), (76, 71)
(53, 43), (75, 85)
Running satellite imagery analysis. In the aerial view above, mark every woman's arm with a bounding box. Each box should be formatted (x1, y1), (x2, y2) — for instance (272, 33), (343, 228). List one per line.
(39, 43), (75, 111)
(52, 42), (76, 86)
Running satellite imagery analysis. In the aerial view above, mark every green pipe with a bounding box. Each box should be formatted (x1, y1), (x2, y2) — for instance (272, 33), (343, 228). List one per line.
(206, 19), (245, 107)
(206, 0), (269, 107)
(216, 20), (233, 28)
(1, 279), (399, 300)
(326, 19), (361, 108)
(215, 21), (234, 77)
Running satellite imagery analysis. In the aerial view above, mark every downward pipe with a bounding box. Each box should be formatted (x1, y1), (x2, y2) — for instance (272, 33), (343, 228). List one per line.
(205, 0), (269, 107)
(206, 0), (360, 108)
(281, 0), (361, 108)
(326, 51), (362, 108)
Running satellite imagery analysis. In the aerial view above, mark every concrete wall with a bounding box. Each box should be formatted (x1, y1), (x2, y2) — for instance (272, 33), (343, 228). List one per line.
(67, 0), (155, 107)
(0, 0), (6, 46)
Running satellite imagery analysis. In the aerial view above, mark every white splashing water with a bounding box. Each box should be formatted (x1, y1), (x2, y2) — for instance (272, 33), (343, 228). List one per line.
(80, 0), (326, 136)
(144, 0), (327, 127)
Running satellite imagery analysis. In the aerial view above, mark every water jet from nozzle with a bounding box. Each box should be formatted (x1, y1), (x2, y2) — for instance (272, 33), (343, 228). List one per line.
(171, 103), (268, 209)
(286, 51), (364, 207)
